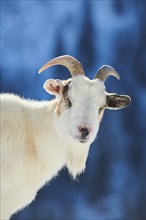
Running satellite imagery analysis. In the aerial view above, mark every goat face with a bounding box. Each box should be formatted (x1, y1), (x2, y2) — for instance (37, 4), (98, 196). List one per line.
(40, 55), (131, 144)
(61, 76), (106, 144)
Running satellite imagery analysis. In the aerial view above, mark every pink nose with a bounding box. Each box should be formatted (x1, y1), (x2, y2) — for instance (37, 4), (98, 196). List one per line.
(78, 125), (92, 137)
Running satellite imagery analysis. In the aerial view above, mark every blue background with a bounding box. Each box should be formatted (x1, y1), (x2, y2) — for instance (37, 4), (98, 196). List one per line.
(1, 0), (145, 219)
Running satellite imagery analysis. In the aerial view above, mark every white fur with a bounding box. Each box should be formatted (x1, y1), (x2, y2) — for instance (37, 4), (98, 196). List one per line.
(0, 76), (106, 219)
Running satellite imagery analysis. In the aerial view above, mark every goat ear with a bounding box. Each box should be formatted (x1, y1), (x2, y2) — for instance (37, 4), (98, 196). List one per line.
(43, 79), (64, 98)
(106, 94), (131, 110)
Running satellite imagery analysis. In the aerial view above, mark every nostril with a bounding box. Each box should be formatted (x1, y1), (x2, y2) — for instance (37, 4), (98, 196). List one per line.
(78, 126), (91, 136)
(80, 128), (89, 136)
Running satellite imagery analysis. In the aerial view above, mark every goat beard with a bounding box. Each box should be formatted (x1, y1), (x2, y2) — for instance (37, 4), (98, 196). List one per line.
(66, 141), (90, 179)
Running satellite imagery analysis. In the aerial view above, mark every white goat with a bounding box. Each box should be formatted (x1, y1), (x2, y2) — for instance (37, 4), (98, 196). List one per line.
(0, 55), (131, 219)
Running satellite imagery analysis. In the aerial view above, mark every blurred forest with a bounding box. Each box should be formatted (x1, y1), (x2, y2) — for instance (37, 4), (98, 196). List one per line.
(1, 0), (145, 219)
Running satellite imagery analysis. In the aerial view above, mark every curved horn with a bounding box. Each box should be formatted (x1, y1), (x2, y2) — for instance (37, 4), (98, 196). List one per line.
(38, 55), (84, 77)
(95, 65), (120, 82)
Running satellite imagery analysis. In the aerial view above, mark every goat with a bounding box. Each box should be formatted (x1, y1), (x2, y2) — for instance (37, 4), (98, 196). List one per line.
(0, 55), (131, 219)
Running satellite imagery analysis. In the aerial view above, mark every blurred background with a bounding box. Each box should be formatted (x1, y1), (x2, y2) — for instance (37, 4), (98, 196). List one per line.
(1, 0), (145, 219)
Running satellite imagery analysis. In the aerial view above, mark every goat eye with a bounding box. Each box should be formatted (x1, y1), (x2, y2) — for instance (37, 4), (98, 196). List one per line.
(68, 99), (72, 108)
(99, 107), (104, 113)
(64, 97), (72, 108)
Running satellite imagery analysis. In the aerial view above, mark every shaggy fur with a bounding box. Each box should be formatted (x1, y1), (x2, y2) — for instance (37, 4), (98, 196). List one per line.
(0, 75), (130, 219)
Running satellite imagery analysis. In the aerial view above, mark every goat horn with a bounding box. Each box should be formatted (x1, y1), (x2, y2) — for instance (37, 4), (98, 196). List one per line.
(38, 55), (85, 77)
(95, 65), (120, 81)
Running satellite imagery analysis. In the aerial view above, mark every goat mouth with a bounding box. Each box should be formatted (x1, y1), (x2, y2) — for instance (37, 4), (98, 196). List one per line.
(74, 136), (89, 144)
(79, 139), (88, 143)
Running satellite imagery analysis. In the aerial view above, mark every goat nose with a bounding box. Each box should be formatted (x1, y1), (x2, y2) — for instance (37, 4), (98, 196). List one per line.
(78, 126), (91, 136)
